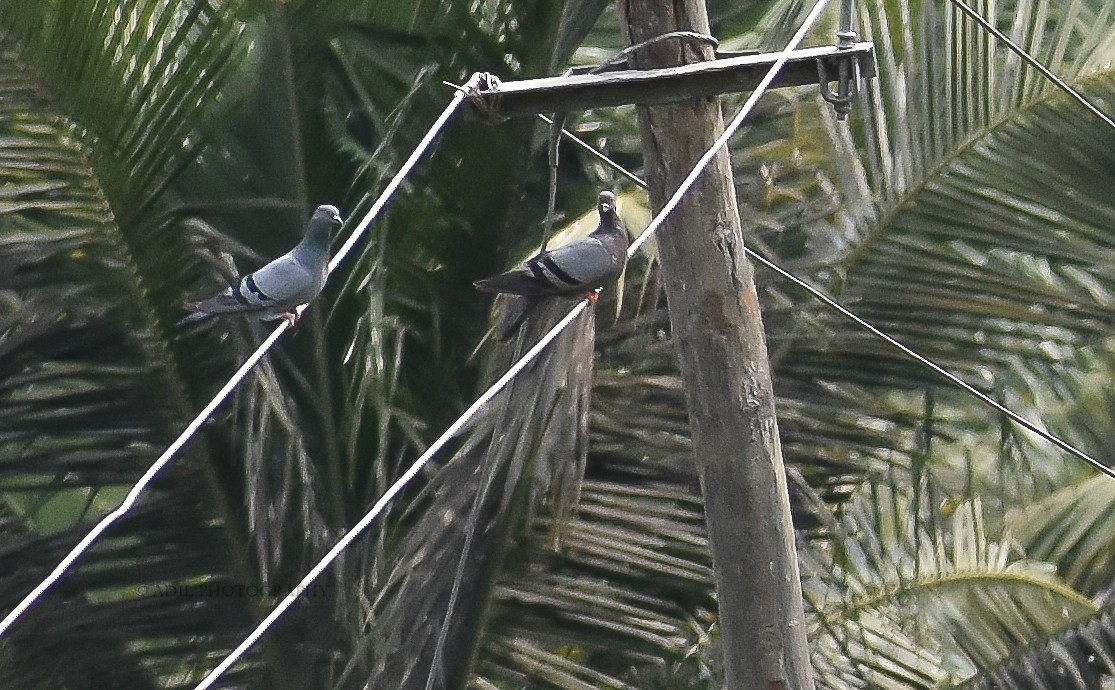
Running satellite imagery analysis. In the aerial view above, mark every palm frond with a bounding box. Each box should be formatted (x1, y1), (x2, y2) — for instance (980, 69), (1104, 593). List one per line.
(478, 476), (718, 689)
(0, 8), (273, 688)
(1007, 474), (1115, 596)
(961, 606), (1115, 689)
(805, 478), (1098, 689)
(355, 305), (596, 690)
(824, 0), (1115, 387)
(0, 0), (248, 211)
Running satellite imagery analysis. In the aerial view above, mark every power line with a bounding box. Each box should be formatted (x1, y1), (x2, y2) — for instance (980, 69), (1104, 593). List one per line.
(192, 3), (837, 688)
(0, 72), (488, 643)
(545, 123), (1112, 477)
(627, 0), (831, 257)
(0, 324), (288, 640)
(949, 0), (1115, 132)
(547, 93), (1111, 477)
(198, 2), (1113, 683)
(749, 252), (1115, 478)
(193, 301), (591, 690)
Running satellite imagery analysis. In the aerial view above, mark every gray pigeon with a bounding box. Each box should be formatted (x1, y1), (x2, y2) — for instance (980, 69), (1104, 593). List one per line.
(474, 190), (628, 338)
(180, 204), (343, 326)
(475, 190), (627, 298)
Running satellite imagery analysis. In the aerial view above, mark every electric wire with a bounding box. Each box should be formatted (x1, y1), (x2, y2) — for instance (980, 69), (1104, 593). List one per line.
(587, 30), (720, 74)
(543, 82), (1112, 475)
(748, 253), (1115, 478)
(949, 0), (1115, 132)
(201, 2), (1114, 682)
(193, 301), (591, 690)
(192, 4), (837, 687)
(20, 0), (1107, 679)
(0, 324), (287, 640)
(0, 71), (487, 642)
(545, 95), (1112, 477)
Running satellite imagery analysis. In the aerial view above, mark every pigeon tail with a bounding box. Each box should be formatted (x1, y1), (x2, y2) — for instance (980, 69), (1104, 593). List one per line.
(179, 291), (257, 325)
(473, 273), (552, 296)
(177, 310), (215, 326)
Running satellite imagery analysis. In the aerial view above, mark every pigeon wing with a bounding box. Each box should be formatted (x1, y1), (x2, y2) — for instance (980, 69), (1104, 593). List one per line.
(474, 237), (624, 297)
(248, 253), (320, 308)
(540, 236), (623, 291)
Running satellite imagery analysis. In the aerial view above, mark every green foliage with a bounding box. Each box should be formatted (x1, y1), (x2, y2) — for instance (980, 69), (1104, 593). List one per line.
(4, 0), (1115, 688)
(805, 482), (1097, 688)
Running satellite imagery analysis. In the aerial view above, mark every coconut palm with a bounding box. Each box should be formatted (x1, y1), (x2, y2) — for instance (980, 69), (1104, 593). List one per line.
(4, 0), (1115, 688)
(0, 0), (618, 687)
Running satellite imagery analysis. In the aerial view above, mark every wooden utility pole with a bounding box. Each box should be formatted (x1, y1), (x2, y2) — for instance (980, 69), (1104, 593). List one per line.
(620, 1), (815, 688)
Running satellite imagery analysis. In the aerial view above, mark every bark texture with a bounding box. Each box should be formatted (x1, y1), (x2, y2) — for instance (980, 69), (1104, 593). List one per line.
(620, 1), (815, 688)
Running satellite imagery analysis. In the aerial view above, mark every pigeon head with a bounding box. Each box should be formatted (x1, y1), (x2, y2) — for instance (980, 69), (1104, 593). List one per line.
(306, 204), (344, 243)
(313, 204), (343, 230)
(597, 191), (616, 217)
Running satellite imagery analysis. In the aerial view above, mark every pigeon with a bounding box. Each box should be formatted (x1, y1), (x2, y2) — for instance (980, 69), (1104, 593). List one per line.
(474, 190), (628, 338)
(180, 204), (344, 326)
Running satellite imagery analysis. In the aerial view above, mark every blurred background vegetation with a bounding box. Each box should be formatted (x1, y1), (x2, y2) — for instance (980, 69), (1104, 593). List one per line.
(3, 0), (1115, 688)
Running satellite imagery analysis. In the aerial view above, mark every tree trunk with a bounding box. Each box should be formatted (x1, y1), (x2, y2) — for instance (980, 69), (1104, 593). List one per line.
(619, 1), (815, 688)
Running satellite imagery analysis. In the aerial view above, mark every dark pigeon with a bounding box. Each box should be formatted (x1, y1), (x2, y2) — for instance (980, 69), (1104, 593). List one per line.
(474, 190), (629, 338)
(180, 204), (343, 326)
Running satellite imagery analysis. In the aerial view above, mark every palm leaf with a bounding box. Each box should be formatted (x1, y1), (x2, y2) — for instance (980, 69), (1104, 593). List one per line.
(361, 229), (601, 689)
(1007, 474), (1115, 596)
(823, 0), (1115, 386)
(960, 606), (1115, 689)
(479, 477), (718, 689)
(0, 4), (279, 687)
(805, 480), (1097, 689)
(0, 98), (250, 689)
